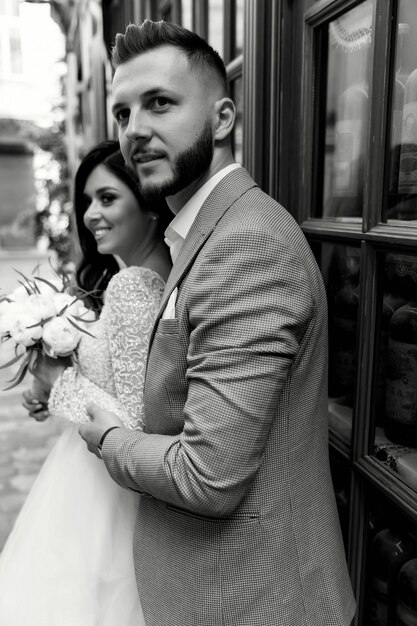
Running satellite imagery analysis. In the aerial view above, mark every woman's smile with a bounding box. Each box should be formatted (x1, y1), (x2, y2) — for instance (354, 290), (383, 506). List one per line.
(92, 226), (112, 240)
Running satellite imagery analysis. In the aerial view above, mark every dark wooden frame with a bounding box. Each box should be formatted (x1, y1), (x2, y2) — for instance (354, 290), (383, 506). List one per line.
(301, 1), (417, 623)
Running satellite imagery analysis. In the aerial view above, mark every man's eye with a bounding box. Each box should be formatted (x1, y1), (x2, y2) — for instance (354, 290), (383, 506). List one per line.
(152, 97), (170, 109)
(115, 108), (130, 124)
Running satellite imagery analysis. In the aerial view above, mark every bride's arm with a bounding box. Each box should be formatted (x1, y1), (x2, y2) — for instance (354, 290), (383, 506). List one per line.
(47, 366), (128, 424)
(105, 267), (164, 430)
(47, 268), (163, 427)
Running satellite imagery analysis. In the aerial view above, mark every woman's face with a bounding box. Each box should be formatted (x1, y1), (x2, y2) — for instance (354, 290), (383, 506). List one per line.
(83, 164), (150, 264)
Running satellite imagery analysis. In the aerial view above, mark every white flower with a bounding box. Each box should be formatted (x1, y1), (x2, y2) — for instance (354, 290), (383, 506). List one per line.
(10, 313), (43, 347)
(0, 301), (27, 334)
(33, 277), (61, 297)
(53, 293), (83, 318)
(9, 285), (31, 304)
(42, 316), (82, 357)
(27, 294), (57, 322)
(77, 305), (97, 323)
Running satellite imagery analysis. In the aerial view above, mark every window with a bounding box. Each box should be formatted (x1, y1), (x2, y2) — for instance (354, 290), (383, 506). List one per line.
(301, 1), (417, 622)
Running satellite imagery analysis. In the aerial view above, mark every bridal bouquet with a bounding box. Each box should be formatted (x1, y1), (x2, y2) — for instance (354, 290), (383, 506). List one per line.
(0, 268), (96, 390)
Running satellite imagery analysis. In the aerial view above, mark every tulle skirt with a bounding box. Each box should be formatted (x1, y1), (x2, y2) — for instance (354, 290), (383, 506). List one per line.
(0, 423), (145, 626)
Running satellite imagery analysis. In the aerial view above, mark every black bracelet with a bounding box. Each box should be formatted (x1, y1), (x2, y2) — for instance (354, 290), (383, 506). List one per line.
(97, 426), (120, 451)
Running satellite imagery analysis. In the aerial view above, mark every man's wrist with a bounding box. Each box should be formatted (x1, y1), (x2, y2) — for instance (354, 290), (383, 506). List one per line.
(97, 426), (120, 451)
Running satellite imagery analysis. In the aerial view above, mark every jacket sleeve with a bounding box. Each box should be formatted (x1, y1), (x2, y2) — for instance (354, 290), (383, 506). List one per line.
(102, 228), (315, 515)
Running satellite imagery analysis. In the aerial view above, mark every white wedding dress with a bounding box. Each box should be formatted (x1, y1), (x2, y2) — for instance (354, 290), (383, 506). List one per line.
(0, 266), (165, 626)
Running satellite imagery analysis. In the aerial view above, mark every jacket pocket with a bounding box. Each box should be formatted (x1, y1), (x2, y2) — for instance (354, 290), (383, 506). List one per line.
(166, 502), (260, 524)
(145, 318), (186, 432)
(155, 317), (179, 335)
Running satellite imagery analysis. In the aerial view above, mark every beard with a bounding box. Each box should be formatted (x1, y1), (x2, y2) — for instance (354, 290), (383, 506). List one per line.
(127, 119), (214, 204)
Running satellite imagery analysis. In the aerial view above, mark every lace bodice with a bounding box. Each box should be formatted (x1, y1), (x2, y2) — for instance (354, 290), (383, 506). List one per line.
(48, 266), (165, 430)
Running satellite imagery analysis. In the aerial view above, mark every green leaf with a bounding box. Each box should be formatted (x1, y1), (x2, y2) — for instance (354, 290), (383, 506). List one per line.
(16, 279), (33, 296)
(27, 349), (39, 375)
(0, 350), (26, 369)
(67, 316), (96, 338)
(48, 258), (69, 291)
(13, 269), (35, 292)
(25, 321), (43, 329)
(71, 313), (97, 324)
(3, 361), (29, 390)
(34, 276), (60, 293)
(26, 315), (54, 329)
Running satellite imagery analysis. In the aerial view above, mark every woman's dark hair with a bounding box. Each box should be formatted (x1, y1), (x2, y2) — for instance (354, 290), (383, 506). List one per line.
(73, 139), (169, 312)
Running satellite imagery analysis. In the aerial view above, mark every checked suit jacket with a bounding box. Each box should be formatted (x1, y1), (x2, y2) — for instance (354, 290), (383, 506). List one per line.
(103, 167), (356, 626)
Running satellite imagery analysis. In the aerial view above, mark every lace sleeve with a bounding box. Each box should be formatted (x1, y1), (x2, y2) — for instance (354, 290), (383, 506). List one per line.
(105, 266), (165, 430)
(48, 367), (130, 425)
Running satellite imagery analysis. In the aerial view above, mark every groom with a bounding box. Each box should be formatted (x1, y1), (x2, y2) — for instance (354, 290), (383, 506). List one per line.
(80, 20), (355, 626)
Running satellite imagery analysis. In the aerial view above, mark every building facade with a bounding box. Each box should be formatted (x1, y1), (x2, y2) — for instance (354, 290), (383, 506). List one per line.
(66, 1), (417, 623)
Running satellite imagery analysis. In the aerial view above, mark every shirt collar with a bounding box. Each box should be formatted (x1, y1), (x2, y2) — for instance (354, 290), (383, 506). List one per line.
(165, 163), (241, 245)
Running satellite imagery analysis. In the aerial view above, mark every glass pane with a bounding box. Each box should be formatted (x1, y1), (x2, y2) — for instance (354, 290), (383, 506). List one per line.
(330, 452), (351, 552)
(385, 0), (417, 221)
(181, 0), (192, 30)
(235, 0), (244, 57)
(314, 241), (361, 446)
(208, 0), (224, 59)
(230, 75), (242, 164)
(319, 1), (374, 219)
(372, 252), (417, 493)
(364, 497), (417, 625)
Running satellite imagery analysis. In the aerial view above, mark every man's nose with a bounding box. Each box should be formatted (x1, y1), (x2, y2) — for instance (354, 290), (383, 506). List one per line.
(125, 108), (151, 143)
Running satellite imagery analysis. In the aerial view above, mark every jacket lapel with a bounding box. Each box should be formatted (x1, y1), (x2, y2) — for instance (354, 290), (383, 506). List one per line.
(158, 167), (257, 316)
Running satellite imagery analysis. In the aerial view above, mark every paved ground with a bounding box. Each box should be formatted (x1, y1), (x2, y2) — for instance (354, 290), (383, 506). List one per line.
(0, 382), (64, 551)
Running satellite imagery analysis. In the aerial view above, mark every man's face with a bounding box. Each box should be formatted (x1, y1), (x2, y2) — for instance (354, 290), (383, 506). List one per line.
(112, 45), (217, 201)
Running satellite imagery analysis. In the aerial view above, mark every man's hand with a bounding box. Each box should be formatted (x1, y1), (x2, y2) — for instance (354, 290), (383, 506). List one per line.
(78, 403), (121, 459)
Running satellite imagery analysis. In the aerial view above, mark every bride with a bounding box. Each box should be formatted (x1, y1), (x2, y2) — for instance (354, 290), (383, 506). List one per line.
(0, 140), (171, 625)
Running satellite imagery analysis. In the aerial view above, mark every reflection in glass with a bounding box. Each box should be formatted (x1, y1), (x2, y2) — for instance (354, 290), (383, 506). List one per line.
(208, 0), (224, 58)
(366, 526), (417, 625)
(330, 454), (350, 552)
(364, 498), (417, 625)
(385, 0), (417, 221)
(373, 253), (417, 492)
(235, 0), (244, 57)
(320, 1), (373, 218)
(230, 76), (243, 164)
(314, 242), (361, 444)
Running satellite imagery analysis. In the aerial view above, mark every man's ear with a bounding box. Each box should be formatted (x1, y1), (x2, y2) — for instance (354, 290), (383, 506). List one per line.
(214, 98), (236, 141)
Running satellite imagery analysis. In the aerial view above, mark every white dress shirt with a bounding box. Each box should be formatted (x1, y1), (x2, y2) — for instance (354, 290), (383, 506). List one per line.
(164, 163), (241, 264)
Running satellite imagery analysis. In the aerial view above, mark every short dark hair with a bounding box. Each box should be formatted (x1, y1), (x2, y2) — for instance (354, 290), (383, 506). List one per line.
(112, 20), (228, 93)
(73, 140), (169, 311)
